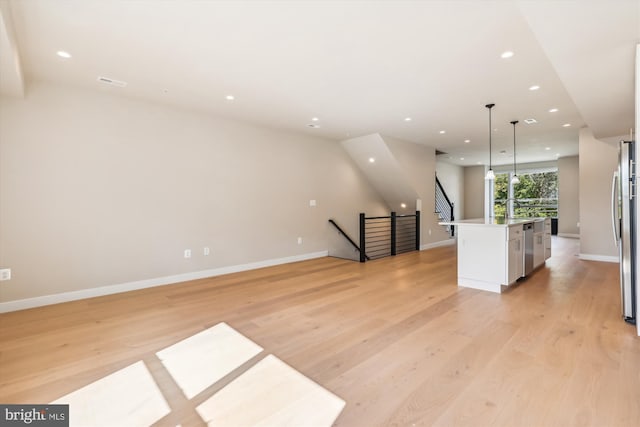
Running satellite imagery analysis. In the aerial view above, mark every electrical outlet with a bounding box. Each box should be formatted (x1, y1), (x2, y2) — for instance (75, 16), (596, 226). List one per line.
(184, 249), (191, 259)
(297, 237), (303, 245)
(204, 247), (210, 256)
(0, 268), (11, 281)
(309, 199), (316, 207)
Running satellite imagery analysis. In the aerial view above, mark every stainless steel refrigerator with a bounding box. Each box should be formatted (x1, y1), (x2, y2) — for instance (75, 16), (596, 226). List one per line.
(611, 140), (636, 324)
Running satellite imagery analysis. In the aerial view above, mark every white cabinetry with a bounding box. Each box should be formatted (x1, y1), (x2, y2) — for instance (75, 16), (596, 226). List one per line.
(533, 220), (545, 268)
(544, 218), (552, 260)
(457, 225), (507, 293)
(507, 225), (524, 284)
(446, 217), (549, 294)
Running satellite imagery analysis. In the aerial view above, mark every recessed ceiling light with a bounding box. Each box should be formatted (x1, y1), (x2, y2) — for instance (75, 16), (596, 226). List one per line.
(225, 95), (235, 101)
(460, 157), (465, 160)
(400, 203), (407, 208)
(464, 139), (470, 143)
(311, 117), (319, 122)
(545, 147), (551, 150)
(501, 51), (514, 59)
(404, 117), (412, 122)
(368, 157), (375, 163)
(548, 108), (558, 113)
(562, 123), (571, 127)
(56, 50), (71, 58)
(529, 85), (540, 91)
(439, 130), (446, 134)
(524, 118), (537, 124)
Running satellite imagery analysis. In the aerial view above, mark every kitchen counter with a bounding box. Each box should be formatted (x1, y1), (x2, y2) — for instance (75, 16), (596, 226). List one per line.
(439, 217), (546, 226)
(440, 217), (551, 293)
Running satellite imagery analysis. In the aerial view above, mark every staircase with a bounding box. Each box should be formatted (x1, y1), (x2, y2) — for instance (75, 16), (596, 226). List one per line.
(340, 133), (455, 245)
(328, 212), (420, 263)
(435, 176), (455, 237)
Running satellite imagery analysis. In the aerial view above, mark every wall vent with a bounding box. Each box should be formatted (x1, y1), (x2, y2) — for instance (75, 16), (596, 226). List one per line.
(97, 76), (127, 87)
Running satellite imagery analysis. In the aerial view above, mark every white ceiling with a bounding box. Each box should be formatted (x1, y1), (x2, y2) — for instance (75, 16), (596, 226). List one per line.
(1, 0), (638, 167)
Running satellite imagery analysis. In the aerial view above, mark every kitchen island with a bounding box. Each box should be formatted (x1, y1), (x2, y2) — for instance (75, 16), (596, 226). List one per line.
(440, 218), (551, 293)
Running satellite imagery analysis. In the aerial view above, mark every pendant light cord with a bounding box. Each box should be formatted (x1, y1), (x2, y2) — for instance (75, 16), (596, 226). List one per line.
(486, 103), (495, 170)
(511, 120), (518, 175)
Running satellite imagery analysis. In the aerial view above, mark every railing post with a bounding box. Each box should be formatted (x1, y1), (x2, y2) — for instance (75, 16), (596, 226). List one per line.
(450, 203), (455, 237)
(415, 210), (420, 251)
(359, 213), (366, 263)
(390, 212), (397, 256)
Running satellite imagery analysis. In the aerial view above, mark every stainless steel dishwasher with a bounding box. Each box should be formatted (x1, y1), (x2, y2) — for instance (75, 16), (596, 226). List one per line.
(523, 223), (534, 275)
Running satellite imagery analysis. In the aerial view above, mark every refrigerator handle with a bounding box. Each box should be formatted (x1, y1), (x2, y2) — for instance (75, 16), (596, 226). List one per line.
(611, 171), (620, 246)
(630, 160), (636, 200)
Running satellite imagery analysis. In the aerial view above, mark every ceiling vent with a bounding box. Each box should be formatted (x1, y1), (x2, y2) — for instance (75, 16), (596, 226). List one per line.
(97, 76), (127, 87)
(435, 150), (448, 156)
(523, 118), (537, 124)
(307, 123), (320, 128)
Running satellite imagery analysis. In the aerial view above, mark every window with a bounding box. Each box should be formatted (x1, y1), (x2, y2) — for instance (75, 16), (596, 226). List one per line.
(494, 170), (558, 218)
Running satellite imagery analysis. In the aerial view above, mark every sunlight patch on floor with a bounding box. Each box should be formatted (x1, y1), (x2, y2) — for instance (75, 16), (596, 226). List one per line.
(156, 322), (263, 399)
(196, 354), (346, 427)
(50, 323), (344, 426)
(52, 361), (170, 427)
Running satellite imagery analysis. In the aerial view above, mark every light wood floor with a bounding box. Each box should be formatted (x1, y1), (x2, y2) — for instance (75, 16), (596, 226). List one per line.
(1, 237), (639, 426)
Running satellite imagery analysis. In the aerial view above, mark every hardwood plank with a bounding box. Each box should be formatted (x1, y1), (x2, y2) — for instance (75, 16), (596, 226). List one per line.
(1, 237), (638, 427)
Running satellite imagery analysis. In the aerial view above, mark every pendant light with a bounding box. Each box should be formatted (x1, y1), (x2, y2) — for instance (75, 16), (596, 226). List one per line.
(511, 120), (520, 184)
(485, 103), (495, 180)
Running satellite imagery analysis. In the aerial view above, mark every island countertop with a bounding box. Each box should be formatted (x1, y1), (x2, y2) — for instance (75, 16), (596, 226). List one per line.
(439, 217), (546, 227)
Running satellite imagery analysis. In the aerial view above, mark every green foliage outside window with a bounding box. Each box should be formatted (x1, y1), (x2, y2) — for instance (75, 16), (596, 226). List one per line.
(494, 171), (558, 218)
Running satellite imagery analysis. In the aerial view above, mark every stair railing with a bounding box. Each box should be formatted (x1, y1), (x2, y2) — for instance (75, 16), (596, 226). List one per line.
(328, 219), (370, 261)
(435, 176), (455, 237)
(359, 211), (420, 262)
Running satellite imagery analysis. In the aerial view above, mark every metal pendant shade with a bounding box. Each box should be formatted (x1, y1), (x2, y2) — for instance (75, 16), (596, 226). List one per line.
(511, 120), (520, 184)
(485, 103), (495, 180)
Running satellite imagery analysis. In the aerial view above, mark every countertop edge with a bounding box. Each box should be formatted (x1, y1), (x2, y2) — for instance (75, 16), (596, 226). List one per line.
(439, 218), (547, 227)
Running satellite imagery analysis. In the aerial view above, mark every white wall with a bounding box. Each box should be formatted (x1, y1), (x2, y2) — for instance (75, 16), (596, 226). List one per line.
(0, 82), (387, 303)
(341, 134), (452, 247)
(578, 128), (618, 260)
(557, 156), (579, 236)
(463, 166), (486, 219)
(340, 134), (415, 211)
(635, 42), (639, 336)
(383, 136), (451, 245)
(435, 160), (464, 222)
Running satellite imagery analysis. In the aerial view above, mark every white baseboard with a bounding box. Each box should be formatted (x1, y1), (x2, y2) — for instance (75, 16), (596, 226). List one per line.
(0, 251), (329, 314)
(558, 233), (580, 238)
(420, 238), (456, 251)
(578, 253), (619, 263)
